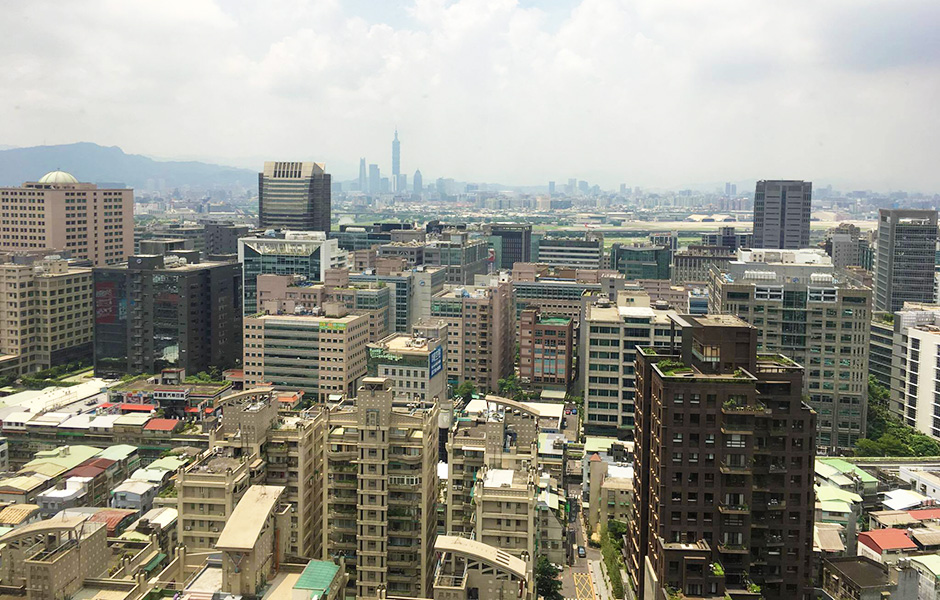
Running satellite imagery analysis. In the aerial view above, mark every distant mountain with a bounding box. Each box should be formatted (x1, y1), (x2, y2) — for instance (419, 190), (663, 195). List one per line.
(0, 142), (256, 189)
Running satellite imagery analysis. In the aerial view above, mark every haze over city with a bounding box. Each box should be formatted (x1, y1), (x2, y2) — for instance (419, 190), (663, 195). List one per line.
(3, 0), (940, 190)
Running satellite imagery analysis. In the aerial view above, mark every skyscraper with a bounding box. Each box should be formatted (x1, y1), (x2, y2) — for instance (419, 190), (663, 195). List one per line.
(485, 223), (532, 269)
(358, 157), (367, 192)
(874, 209), (938, 312)
(368, 163), (380, 195)
(392, 129), (401, 177)
(258, 161), (331, 233)
(413, 169), (423, 195)
(752, 180), (811, 249)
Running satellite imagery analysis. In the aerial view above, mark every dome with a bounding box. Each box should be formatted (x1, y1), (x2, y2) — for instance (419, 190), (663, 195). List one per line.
(38, 170), (78, 184)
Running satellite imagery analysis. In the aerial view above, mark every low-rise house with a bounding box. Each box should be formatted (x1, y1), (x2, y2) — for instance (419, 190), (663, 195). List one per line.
(111, 479), (159, 514)
(858, 529), (917, 564)
(822, 556), (918, 600)
(911, 554), (940, 600)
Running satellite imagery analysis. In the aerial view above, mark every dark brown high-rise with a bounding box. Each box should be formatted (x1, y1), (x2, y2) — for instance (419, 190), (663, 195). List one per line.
(629, 314), (815, 600)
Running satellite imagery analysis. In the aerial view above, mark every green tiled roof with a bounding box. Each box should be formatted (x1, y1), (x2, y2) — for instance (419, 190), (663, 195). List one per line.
(295, 560), (340, 594)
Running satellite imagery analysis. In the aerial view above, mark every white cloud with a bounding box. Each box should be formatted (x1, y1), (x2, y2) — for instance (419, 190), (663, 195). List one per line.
(1, 0), (938, 191)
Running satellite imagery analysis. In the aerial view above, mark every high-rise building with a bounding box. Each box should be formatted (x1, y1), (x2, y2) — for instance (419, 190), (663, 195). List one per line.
(359, 158), (367, 192)
(413, 169), (423, 196)
(243, 304), (368, 400)
(519, 308), (574, 390)
(258, 161), (332, 233)
(0, 255), (93, 376)
(629, 315), (816, 600)
(708, 248), (870, 452)
(392, 129), (401, 177)
(93, 254), (242, 378)
(752, 180), (812, 249)
(536, 232), (604, 269)
(884, 304), (940, 430)
(204, 222), (251, 256)
(873, 209), (938, 312)
(548, 181), (555, 195)
(350, 266), (446, 332)
(671, 246), (735, 285)
(485, 223), (532, 270)
(367, 331), (447, 406)
(430, 282), (514, 391)
(609, 243), (672, 280)
(0, 170), (133, 266)
(369, 164), (381, 195)
(581, 291), (675, 437)
(700, 226), (752, 251)
(424, 234), (489, 284)
(323, 377), (438, 599)
(238, 231), (347, 315)
(825, 223), (863, 269)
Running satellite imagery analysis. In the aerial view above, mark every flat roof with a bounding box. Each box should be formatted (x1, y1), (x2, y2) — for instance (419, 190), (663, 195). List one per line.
(294, 560), (341, 593)
(435, 535), (527, 580)
(826, 557), (889, 588)
(215, 485), (284, 551)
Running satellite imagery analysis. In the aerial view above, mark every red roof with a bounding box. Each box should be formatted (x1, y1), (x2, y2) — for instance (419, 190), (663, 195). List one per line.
(66, 465), (105, 479)
(184, 407), (199, 413)
(590, 453), (602, 462)
(88, 509), (138, 535)
(858, 529), (917, 553)
(144, 418), (181, 432)
(84, 458), (116, 469)
(118, 403), (157, 412)
(909, 508), (940, 520)
(99, 403), (114, 409)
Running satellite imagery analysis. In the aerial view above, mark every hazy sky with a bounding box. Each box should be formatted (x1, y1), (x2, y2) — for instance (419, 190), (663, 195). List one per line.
(3, 0), (940, 190)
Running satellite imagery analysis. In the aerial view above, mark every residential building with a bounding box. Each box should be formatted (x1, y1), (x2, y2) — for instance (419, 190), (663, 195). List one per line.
(752, 180), (812, 249)
(474, 465), (538, 560)
(629, 314), (816, 600)
(485, 223), (532, 269)
(587, 456), (633, 534)
(870, 312), (895, 388)
(322, 378), (438, 599)
(93, 254), (242, 378)
(367, 331), (447, 405)
(424, 234), (489, 285)
(350, 266), (446, 333)
(519, 308), (574, 390)
(825, 223), (865, 269)
(821, 557), (918, 600)
(580, 291), (675, 437)
(609, 244), (671, 280)
(239, 231), (348, 315)
(671, 246), (734, 284)
(175, 448), (254, 551)
(700, 227), (752, 251)
(0, 170), (133, 266)
(430, 536), (534, 600)
(243, 304), (368, 400)
(0, 255), (93, 376)
(258, 161), (331, 233)
(511, 263), (626, 324)
(890, 310), (940, 436)
(708, 248), (871, 452)
(430, 282), (514, 391)
(535, 232), (604, 269)
(874, 209), (938, 312)
(216, 485), (288, 596)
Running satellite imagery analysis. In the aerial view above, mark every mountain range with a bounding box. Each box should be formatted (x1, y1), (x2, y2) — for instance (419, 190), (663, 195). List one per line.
(0, 142), (256, 189)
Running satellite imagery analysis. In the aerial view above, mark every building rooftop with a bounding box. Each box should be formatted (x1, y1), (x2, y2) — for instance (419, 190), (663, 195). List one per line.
(825, 557), (891, 589)
(294, 560), (341, 594)
(484, 468), (527, 489)
(215, 485), (285, 551)
(858, 529), (916, 553)
(912, 554), (940, 578)
(435, 535), (527, 579)
(144, 418), (181, 432)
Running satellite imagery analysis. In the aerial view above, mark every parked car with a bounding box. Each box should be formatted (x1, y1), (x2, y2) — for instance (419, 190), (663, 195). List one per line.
(565, 408), (572, 415)
(578, 546), (586, 558)
(571, 408), (578, 415)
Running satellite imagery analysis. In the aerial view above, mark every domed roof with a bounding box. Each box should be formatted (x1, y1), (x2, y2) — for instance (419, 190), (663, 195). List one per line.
(38, 170), (78, 184)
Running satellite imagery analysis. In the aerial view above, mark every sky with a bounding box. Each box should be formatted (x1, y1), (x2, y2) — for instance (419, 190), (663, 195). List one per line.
(3, 0), (940, 191)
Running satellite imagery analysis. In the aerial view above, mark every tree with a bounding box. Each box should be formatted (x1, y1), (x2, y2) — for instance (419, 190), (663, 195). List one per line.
(854, 438), (884, 457)
(454, 381), (477, 404)
(535, 556), (563, 600)
(498, 375), (524, 400)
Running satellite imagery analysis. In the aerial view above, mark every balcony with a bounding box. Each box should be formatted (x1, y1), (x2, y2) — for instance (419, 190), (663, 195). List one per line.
(719, 461), (752, 475)
(718, 503), (750, 515)
(717, 542), (748, 554)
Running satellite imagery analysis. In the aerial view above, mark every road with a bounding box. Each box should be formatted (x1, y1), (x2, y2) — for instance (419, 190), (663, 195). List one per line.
(560, 499), (614, 600)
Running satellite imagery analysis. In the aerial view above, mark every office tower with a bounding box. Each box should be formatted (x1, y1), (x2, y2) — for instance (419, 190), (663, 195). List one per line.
(143, 222), (207, 256)
(0, 255), (93, 376)
(359, 158), (367, 192)
(725, 182), (732, 195)
(671, 246), (735, 284)
(93, 254), (242, 378)
(243, 303), (368, 400)
(0, 170), (133, 266)
(395, 174), (406, 193)
(649, 232), (679, 251)
(609, 243), (672, 279)
(708, 248), (870, 452)
(485, 223), (532, 270)
(204, 222), (251, 256)
(367, 331), (446, 405)
(238, 231), (347, 315)
(700, 226), (753, 251)
(519, 307), (574, 390)
(752, 180), (812, 249)
(323, 378), (438, 599)
(629, 315), (816, 600)
(511, 264), (624, 324)
(369, 164), (381, 195)
(873, 209), (938, 312)
(258, 161), (332, 233)
(825, 223), (863, 269)
(413, 169), (423, 195)
(424, 234), (489, 284)
(581, 291), (675, 437)
(430, 281), (514, 391)
(536, 232), (604, 269)
(350, 266), (446, 332)
(392, 129), (400, 177)
(620, 183), (627, 194)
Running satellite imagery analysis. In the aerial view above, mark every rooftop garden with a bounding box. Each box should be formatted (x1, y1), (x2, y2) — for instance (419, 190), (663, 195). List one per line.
(657, 359), (692, 377)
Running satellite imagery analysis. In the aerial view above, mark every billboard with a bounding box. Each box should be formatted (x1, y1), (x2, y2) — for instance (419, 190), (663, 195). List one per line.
(429, 344), (444, 379)
(95, 281), (117, 324)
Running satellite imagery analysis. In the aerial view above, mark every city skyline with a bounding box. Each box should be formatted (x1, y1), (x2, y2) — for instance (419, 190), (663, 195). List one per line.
(2, 1), (939, 191)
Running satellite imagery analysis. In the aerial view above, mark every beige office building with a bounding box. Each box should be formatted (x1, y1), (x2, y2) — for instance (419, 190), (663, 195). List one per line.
(0, 171), (133, 266)
(0, 255), (93, 376)
(322, 378), (439, 599)
(243, 305), (369, 400)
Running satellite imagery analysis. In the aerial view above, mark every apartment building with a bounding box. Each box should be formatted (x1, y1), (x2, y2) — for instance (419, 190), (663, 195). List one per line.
(890, 307), (940, 436)
(430, 282), (514, 391)
(519, 308), (574, 390)
(322, 378), (438, 599)
(93, 253), (242, 378)
(0, 170), (133, 266)
(629, 314), (816, 600)
(239, 231), (348, 315)
(474, 465), (538, 561)
(431, 535), (534, 600)
(0, 255), (93, 376)
(175, 448), (254, 551)
(580, 291), (676, 437)
(708, 248), (871, 452)
(243, 304), (369, 400)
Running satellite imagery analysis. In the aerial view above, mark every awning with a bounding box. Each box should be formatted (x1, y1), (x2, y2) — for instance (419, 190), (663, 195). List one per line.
(142, 552), (167, 573)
